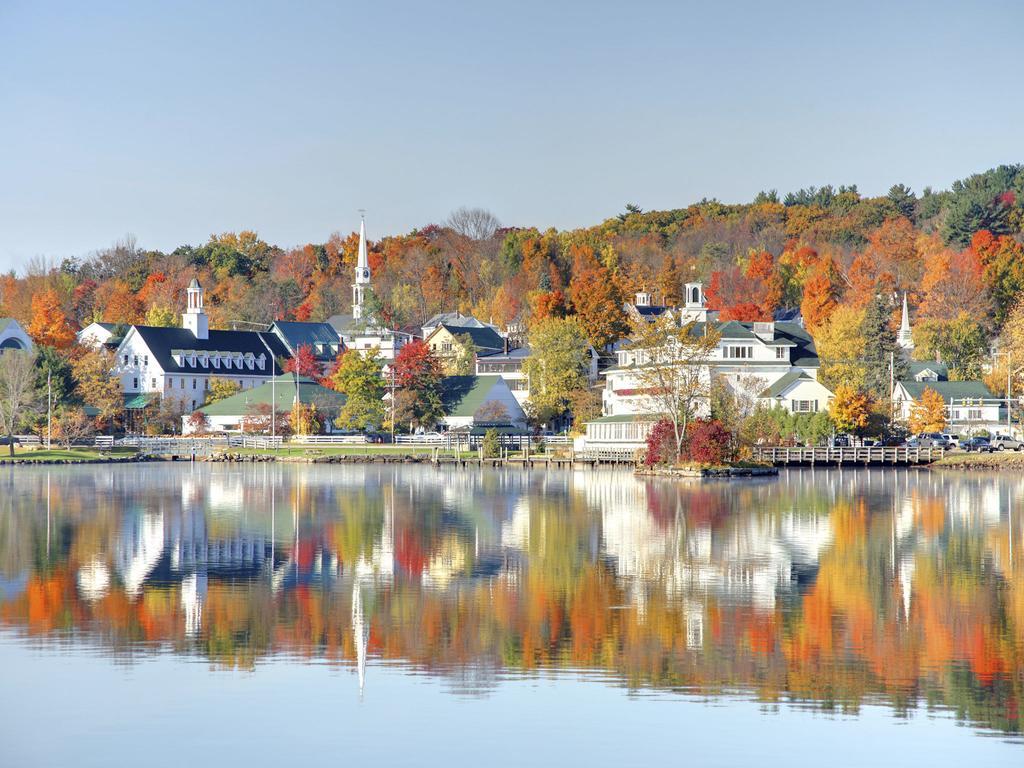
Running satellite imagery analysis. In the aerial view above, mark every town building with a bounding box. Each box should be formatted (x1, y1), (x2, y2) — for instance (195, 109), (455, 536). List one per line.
(76, 321), (120, 349)
(426, 323), (506, 373)
(266, 320), (342, 367)
(183, 375), (346, 434)
(0, 318), (32, 352)
(113, 279), (285, 414)
(438, 375), (528, 430)
(475, 343), (601, 408)
(892, 380), (1001, 435)
(421, 311), (500, 341)
(587, 282), (831, 451)
(327, 216), (413, 362)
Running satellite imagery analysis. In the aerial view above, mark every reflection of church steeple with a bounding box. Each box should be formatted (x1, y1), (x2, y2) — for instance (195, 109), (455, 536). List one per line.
(352, 581), (368, 697)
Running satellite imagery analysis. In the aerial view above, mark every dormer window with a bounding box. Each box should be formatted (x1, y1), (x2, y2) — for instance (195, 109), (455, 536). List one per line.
(257, 354), (266, 370)
(245, 353), (254, 370)
(199, 352), (208, 368)
(212, 354), (220, 369)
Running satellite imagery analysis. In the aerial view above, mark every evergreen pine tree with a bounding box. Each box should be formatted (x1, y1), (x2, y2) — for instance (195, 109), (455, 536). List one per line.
(861, 293), (908, 398)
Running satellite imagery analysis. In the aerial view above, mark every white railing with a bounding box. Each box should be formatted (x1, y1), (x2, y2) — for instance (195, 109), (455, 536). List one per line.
(290, 434), (368, 445)
(542, 435), (572, 445)
(94, 436), (114, 448)
(395, 434), (447, 444)
(230, 436), (284, 449)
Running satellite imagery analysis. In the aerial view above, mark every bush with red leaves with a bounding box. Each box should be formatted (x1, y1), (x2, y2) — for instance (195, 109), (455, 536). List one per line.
(644, 419), (678, 466)
(684, 419), (732, 465)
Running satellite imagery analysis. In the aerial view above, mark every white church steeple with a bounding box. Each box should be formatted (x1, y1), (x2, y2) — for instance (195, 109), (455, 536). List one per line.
(352, 213), (371, 321)
(897, 292), (914, 351)
(183, 278), (209, 340)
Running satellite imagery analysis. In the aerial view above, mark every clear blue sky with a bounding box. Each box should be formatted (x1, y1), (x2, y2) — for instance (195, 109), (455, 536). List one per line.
(1, 0), (1021, 271)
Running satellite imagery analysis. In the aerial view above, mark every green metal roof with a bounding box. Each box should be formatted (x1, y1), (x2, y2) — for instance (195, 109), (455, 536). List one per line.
(898, 380), (994, 403)
(123, 393), (158, 410)
(759, 370), (812, 398)
(199, 376), (346, 416)
(439, 375), (510, 418)
(907, 360), (949, 380)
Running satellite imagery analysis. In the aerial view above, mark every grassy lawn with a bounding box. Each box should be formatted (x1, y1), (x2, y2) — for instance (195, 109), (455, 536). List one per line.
(0, 447), (140, 462)
(932, 450), (1024, 468)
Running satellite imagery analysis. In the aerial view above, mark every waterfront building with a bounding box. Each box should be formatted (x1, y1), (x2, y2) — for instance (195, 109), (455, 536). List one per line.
(76, 321), (120, 349)
(426, 323), (506, 374)
(892, 380), (1002, 435)
(182, 374), (345, 433)
(438, 375), (528, 430)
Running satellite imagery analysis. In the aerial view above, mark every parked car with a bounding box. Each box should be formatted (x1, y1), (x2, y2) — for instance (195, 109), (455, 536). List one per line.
(908, 433), (945, 448)
(830, 435), (851, 447)
(961, 436), (994, 453)
(940, 433), (960, 449)
(990, 433), (1023, 451)
(0, 436), (18, 446)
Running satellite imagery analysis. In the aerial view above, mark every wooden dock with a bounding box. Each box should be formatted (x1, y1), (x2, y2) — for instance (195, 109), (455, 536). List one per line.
(752, 446), (944, 466)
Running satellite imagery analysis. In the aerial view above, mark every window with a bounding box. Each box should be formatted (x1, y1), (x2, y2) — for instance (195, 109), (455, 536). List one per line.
(192, 378), (197, 389)
(723, 346), (753, 359)
(205, 379), (210, 390)
(123, 354), (128, 365)
(132, 378), (138, 389)
(168, 378), (173, 389)
(793, 400), (818, 413)
(144, 355), (149, 366)
(133, 355), (138, 366)
(151, 378), (156, 388)
(968, 408), (983, 420)
(180, 378), (185, 388)
(775, 347), (786, 359)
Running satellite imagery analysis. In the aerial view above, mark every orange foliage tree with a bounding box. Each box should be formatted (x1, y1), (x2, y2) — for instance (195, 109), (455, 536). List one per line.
(27, 289), (75, 349)
(800, 256), (842, 332)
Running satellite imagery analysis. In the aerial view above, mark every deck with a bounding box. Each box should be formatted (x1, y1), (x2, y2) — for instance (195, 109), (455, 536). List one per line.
(752, 446), (944, 466)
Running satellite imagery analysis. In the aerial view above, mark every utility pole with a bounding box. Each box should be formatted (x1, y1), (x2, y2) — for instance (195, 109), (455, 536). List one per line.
(389, 364), (396, 444)
(46, 371), (52, 450)
(889, 351), (895, 427)
(1008, 352), (1012, 434)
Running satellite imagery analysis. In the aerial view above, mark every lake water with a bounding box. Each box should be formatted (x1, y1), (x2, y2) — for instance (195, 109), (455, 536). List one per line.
(0, 464), (1021, 767)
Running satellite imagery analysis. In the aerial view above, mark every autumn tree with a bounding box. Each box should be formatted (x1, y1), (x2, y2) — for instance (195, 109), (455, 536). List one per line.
(0, 350), (38, 455)
(52, 406), (95, 447)
(908, 387), (947, 434)
(144, 304), (177, 327)
(71, 348), (123, 432)
(815, 306), (867, 391)
(970, 230), (1024, 323)
(283, 344), (320, 378)
(27, 289), (75, 349)
(829, 385), (872, 436)
(568, 265), (627, 350)
(522, 317), (592, 425)
(800, 256), (842, 332)
(911, 315), (988, 380)
(392, 340), (444, 431)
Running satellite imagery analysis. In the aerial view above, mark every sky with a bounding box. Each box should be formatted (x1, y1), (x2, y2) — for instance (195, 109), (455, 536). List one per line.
(1, 0), (1022, 272)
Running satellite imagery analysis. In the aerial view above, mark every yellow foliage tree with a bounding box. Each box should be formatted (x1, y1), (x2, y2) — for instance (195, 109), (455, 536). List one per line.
(908, 387), (946, 434)
(815, 305), (867, 391)
(828, 385), (872, 436)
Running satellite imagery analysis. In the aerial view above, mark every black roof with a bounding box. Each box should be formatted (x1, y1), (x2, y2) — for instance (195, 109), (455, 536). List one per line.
(131, 325), (284, 375)
(438, 324), (505, 351)
(269, 321), (341, 360)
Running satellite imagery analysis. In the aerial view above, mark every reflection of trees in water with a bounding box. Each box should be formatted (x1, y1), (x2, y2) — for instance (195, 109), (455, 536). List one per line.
(0, 465), (1022, 736)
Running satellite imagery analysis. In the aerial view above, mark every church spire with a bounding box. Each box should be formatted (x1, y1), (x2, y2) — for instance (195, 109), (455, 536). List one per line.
(352, 212), (371, 320)
(897, 292), (914, 351)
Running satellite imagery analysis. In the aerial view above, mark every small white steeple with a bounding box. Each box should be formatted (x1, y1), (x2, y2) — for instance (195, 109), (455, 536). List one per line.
(898, 292), (914, 351)
(182, 277), (209, 340)
(679, 281), (710, 323)
(352, 212), (371, 321)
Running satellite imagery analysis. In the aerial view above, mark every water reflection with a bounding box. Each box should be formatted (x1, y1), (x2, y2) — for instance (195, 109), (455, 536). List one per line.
(0, 465), (1021, 736)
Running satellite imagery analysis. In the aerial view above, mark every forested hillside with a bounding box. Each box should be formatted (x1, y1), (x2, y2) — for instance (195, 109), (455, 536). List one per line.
(3, 164), (1023, 375)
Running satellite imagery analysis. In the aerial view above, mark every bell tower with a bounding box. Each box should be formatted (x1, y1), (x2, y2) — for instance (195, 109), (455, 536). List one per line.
(182, 278), (208, 340)
(352, 212), (371, 320)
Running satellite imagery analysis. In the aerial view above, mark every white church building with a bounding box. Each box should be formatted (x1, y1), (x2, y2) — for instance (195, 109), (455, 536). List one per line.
(112, 279), (284, 413)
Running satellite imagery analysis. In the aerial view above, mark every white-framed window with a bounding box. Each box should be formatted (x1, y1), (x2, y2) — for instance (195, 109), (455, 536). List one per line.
(968, 408), (983, 420)
(793, 400), (818, 413)
(132, 377), (138, 389)
(192, 378), (197, 390)
(775, 347), (786, 359)
(151, 378), (156, 388)
(180, 378), (185, 388)
(723, 346), (753, 359)
(133, 355), (138, 366)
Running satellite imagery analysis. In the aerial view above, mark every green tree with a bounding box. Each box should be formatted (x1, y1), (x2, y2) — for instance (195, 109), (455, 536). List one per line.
(451, 333), (476, 376)
(330, 349), (386, 431)
(523, 317), (592, 424)
(861, 293), (907, 399)
(145, 304), (177, 327)
(912, 315), (988, 380)
(34, 346), (77, 407)
(206, 377), (241, 404)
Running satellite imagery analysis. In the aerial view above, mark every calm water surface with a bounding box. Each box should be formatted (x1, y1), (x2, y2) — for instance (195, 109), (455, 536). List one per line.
(0, 464), (1022, 767)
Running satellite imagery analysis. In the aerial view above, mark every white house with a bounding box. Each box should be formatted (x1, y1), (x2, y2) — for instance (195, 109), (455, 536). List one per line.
(76, 321), (120, 349)
(328, 215), (414, 363)
(113, 279), (283, 413)
(475, 343), (601, 408)
(438, 375), (528, 430)
(892, 380), (1002, 435)
(0, 318), (32, 352)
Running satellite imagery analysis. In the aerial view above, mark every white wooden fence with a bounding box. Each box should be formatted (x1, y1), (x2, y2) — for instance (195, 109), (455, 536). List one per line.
(290, 434), (368, 445)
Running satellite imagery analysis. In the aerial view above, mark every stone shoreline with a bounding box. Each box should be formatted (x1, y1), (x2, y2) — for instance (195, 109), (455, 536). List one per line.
(635, 465), (779, 479)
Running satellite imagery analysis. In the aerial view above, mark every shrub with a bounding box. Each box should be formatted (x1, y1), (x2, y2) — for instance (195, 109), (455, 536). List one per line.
(684, 419), (732, 464)
(644, 419), (678, 466)
(481, 428), (501, 458)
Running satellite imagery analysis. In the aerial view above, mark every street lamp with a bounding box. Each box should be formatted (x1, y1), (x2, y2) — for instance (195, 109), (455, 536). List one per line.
(992, 352), (1024, 435)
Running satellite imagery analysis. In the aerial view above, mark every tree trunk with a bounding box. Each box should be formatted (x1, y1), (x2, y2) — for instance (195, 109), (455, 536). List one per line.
(7, 431), (13, 457)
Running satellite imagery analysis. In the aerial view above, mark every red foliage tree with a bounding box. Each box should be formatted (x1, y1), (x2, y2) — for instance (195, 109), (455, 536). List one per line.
(283, 344), (320, 378)
(644, 418), (678, 466)
(393, 339), (442, 389)
(684, 419), (732, 464)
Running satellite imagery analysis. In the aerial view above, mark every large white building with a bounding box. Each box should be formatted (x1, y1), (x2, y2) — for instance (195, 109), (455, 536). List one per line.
(0, 318), (32, 352)
(586, 283), (833, 451)
(113, 279), (285, 413)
